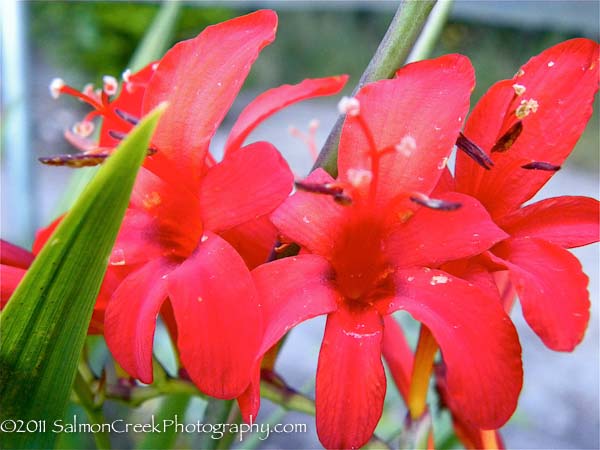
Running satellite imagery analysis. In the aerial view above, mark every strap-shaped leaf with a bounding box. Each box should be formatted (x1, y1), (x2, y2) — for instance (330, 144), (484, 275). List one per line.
(0, 104), (166, 449)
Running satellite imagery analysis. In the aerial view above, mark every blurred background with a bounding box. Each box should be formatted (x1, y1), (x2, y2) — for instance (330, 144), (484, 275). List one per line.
(1, 1), (598, 449)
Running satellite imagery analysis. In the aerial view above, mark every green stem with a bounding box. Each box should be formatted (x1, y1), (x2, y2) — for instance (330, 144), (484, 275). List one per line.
(407, 0), (454, 63)
(73, 370), (112, 450)
(136, 394), (191, 450)
(197, 399), (235, 450)
(313, 0), (437, 177)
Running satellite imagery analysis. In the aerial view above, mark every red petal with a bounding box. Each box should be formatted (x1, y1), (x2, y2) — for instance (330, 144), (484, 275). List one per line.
(252, 254), (340, 355)
(316, 306), (385, 450)
(224, 75), (348, 153)
(110, 210), (166, 266)
(385, 268), (523, 428)
(104, 258), (174, 383)
(0, 240), (33, 269)
(200, 142), (293, 232)
(32, 215), (63, 255)
(456, 39), (599, 217)
(167, 232), (262, 398)
(271, 168), (348, 258)
(498, 196), (599, 248)
(490, 237), (590, 351)
(220, 216), (278, 269)
(382, 315), (413, 402)
(1, 265), (26, 308)
(338, 54), (474, 206)
(385, 193), (508, 268)
(142, 10), (277, 182)
(236, 362), (261, 423)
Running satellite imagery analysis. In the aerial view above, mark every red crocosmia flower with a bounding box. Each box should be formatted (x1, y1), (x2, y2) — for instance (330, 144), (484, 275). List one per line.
(92, 10), (348, 400)
(0, 217), (120, 334)
(240, 55), (523, 449)
(451, 38), (600, 352)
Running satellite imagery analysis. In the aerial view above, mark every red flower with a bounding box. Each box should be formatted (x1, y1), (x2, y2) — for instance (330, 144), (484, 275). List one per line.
(242, 55), (523, 449)
(66, 10), (348, 400)
(452, 38), (600, 352)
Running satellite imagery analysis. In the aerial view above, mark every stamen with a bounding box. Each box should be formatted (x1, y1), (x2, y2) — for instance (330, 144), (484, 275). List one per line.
(410, 194), (462, 211)
(515, 98), (539, 119)
(491, 121), (523, 153)
(108, 130), (127, 140)
(72, 121), (95, 137)
(83, 83), (96, 98)
(115, 109), (139, 125)
(122, 69), (132, 83)
(337, 96), (360, 117)
(295, 180), (353, 206)
(295, 180), (343, 196)
(102, 75), (119, 96)
(512, 83), (526, 96)
(49, 78), (65, 99)
(346, 168), (373, 188)
(39, 152), (109, 168)
(456, 132), (494, 169)
(521, 161), (561, 171)
(395, 135), (417, 157)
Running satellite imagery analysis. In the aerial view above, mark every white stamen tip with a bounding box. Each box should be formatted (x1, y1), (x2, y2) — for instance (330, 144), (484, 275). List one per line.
(152, 62), (159, 71)
(346, 168), (373, 188)
(338, 96), (360, 116)
(308, 119), (320, 131)
(73, 121), (95, 137)
(83, 83), (95, 97)
(49, 78), (65, 99)
(512, 83), (526, 96)
(122, 69), (132, 83)
(395, 135), (417, 157)
(102, 75), (118, 96)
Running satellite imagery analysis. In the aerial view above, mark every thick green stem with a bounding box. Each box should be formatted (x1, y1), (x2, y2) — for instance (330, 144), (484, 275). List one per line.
(313, 0), (437, 177)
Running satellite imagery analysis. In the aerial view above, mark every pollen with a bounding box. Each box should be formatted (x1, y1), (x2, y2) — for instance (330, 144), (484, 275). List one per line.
(338, 96), (360, 116)
(398, 210), (414, 223)
(515, 68), (525, 77)
(73, 121), (94, 137)
(430, 274), (449, 285)
(102, 75), (119, 96)
(395, 135), (417, 157)
(201, 235), (209, 243)
(49, 78), (65, 99)
(346, 168), (373, 188)
(512, 83), (526, 96)
(197, 296), (203, 303)
(142, 191), (162, 209)
(547, 61), (555, 67)
(515, 98), (539, 119)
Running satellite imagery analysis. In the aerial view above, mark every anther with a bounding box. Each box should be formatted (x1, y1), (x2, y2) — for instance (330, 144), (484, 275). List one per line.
(521, 161), (561, 171)
(49, 78), (65, 99)
(491, 121), (523, 153)
(456, 132), (494, 169)
(115, 109), (139, 125)
(102, 75), (119, 96)
(395, 135), (417, 157)
(512, 84), (526, 96)
(515, 99), (538, 119)
(108, 130), (127, 140)
(122, 69), (132, 83)
(39, 152), (109, 168)
(337, 96), (360, 117)
(73, 121), (95, 137)
(295, 180), (343, 196)
(410, 195), (462, 211)
(346, 168), (373, 188)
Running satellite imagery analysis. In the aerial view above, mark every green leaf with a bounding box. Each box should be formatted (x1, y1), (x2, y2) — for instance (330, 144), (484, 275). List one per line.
(0, 104), (166, 450)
